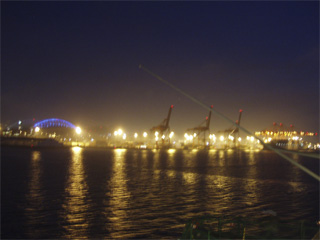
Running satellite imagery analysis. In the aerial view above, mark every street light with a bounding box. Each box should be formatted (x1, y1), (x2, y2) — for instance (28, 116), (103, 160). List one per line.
(75, 126), (82, 134)
(118, 129), (123, 136)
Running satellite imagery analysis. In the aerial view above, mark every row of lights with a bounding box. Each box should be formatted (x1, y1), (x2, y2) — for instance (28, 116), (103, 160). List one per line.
(113, 129), (175, 141)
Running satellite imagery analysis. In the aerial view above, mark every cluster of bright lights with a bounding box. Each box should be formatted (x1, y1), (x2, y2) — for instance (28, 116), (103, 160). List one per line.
(264, 137), (273, 143)
(228, 135), (234, 141)
(114, 129), (123, 136)
(209, 134), (216, 141)
(256, 130), (318, 137)
(184, 133), (194, 141)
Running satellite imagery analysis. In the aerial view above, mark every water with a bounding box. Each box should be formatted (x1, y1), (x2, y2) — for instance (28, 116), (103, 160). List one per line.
(1, 146), (319, 239)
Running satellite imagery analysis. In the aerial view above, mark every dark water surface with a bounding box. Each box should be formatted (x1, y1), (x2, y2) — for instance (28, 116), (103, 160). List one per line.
(1, 147), (319, 239)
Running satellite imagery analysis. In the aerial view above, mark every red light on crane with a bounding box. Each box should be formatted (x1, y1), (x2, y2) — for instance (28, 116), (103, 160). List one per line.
(210, 105), (213, 109)
(239, 109), (243, 112)
(171, 105), (174, 108)
(280, 123), (283, 126)
(206, 117), (208, 120)
(273, 122), (276, 126)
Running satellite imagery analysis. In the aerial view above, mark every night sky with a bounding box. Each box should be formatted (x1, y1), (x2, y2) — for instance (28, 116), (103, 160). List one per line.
(2, 1), (319, 137)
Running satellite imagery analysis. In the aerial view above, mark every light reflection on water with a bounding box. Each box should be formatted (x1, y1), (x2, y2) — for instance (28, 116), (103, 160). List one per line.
(61, 146), (89, 238)
(108, 149), (132, 238)
(25, 151), (43, 238)
(1, 147), (319, 239)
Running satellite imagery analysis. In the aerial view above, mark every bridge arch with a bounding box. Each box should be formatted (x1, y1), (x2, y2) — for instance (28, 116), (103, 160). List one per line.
(33, 118), (76, 129)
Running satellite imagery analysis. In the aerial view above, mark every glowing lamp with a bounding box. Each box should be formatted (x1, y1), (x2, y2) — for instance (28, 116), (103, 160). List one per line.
(75, 127), (82, 134)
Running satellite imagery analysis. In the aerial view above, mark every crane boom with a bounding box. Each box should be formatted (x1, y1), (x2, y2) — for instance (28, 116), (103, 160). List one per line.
(237, 109), (243, 126)
(165, 105), (173, 129)
(206, 105), (213, 129)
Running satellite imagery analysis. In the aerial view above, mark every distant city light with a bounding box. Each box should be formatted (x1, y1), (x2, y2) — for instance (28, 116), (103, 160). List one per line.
(134, 133), (138, 138)
(75, 127), (82, 134)
(35, 127), (40, 133)
(169, 131), (174, 138)
(143, 132), (148, 138)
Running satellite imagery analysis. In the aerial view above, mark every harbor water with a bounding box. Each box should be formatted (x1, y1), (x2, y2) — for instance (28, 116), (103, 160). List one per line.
(1, 146), (319, 239)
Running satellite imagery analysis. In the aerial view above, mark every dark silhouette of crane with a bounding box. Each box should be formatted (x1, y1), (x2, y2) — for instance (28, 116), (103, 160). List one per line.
(150, 105), (174, 148)
(222, 109), (243, 135)
(187, 105), (213, 147)
(219, 109), (243, 147)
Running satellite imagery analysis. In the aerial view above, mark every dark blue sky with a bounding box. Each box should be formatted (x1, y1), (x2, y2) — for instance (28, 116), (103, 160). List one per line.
(2, 1), (319, 136)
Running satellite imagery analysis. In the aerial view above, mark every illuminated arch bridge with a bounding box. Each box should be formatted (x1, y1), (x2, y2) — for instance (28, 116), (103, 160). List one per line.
(33, 118), (76, 129)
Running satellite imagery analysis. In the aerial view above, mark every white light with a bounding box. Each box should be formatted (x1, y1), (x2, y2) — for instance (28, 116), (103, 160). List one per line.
(114, 131), (118, 136)
(75, 127), (82, 134)
(220, 136), (224, 141)
(18, 121), (22, 125)
(162, 135), (165, 139)
(155, 136), (159, 141)
(123, 133), (126, 140)
(169, 132), (174, 138)
(250, 136), (254, 142)
(184, 133), (188, 138)
(155, 131), (159, 136)
(35, 127), (40, 133)
(143, 132), (147, 138)
(134, 133), (138, 138)
(238, 137), (242, 142)
(193, 133), (197, 137)
(118, 129), (123, 135)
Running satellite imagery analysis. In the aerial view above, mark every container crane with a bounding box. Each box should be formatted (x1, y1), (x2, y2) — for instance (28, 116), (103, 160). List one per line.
(186, 105), (213, 147)
(218, 109), (243, 148)
(150, 105), (174, 148)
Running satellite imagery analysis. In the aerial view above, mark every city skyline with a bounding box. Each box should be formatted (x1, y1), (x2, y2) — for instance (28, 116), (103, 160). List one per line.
(2, 1), (319, 137)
